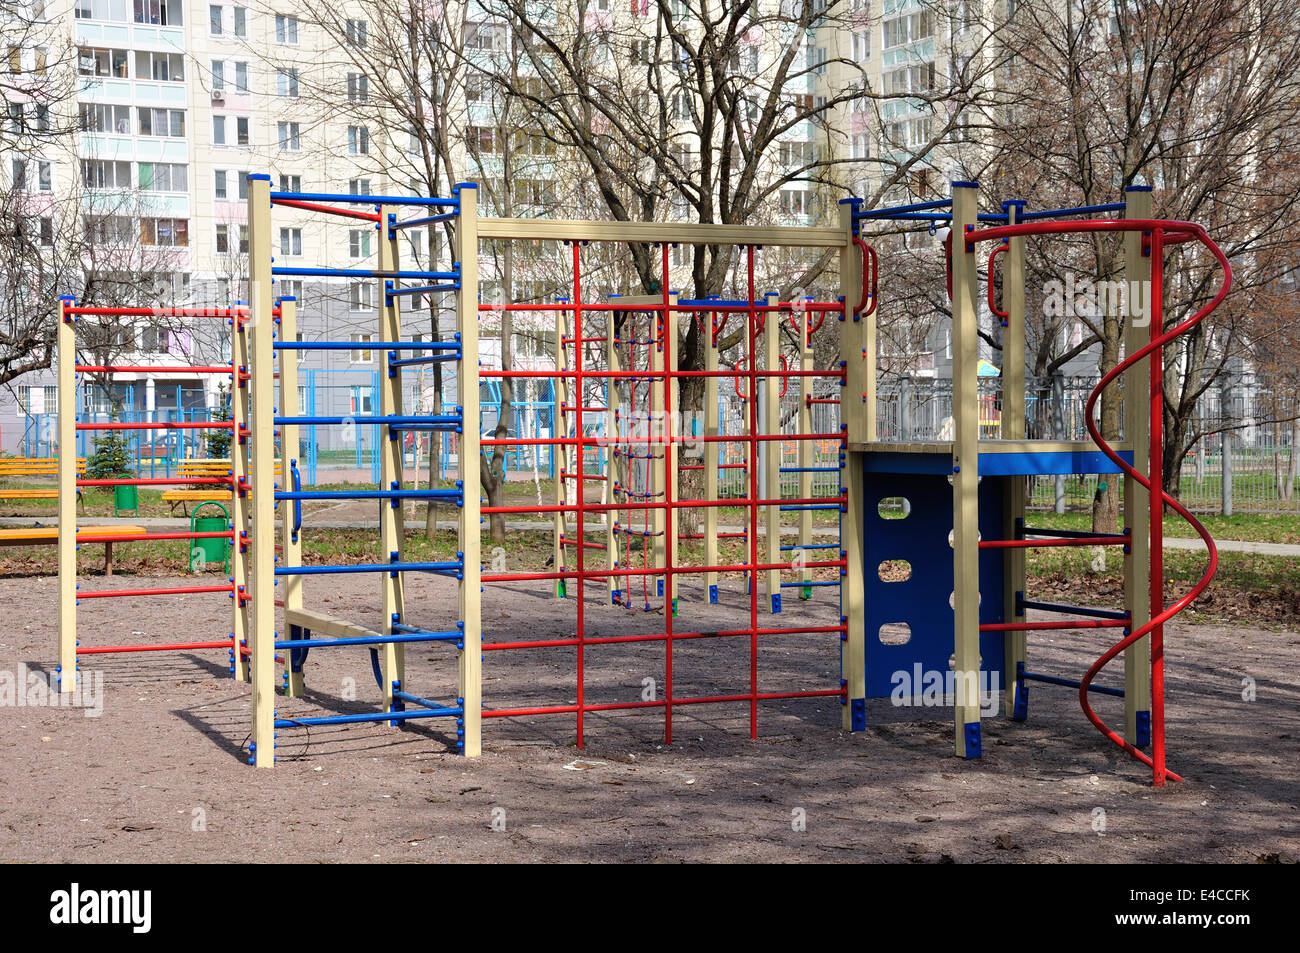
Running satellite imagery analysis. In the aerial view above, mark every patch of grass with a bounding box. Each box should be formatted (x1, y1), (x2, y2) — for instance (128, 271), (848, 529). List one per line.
(1025, 510), (1300, 544)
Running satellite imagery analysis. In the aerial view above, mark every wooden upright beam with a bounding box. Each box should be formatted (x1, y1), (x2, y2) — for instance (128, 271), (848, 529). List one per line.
(797, 298), (814, 599)
(838, 199), (867, 730)
(278, 296), (304, 697)
(247, 173), (277, 768)
(377, 205), (405, 719)
(1001, 203), (1027, 717)
(57, 297), (77, 692)
(950, 181), (983, 759)
(456, 184), (483, 757)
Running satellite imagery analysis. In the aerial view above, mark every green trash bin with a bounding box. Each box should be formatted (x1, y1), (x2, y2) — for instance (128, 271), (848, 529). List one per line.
(113, 483), (139, 517)
(189, 501), (231, 573)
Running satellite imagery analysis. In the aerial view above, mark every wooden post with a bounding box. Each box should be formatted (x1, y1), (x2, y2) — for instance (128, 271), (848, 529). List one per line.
(1123, 185), (1153, 745)
(764, 291), (781, 613)
(247, 173), (277, 768)
(456, 183), (482, 757)
(378, 205), (405, 719)
(838, 198), (866, 730)
(950, 181), (983, 759)
(1001, 202), (1027, 717)
(278, 295), (304, 697)
(57, 297), (77, 692)
(231, 275), (251, 683)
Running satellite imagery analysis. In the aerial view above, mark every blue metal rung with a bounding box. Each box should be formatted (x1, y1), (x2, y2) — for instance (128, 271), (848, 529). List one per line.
(1020, 668), (1124, 698)
(779, 543), (840, 551)
(1018, 597), (1129, 621)
(1016, 202), (1126, 222)
(778, 466), (841, 473)
(273, 414), (461, 427)
(274, 341), (460, 351)
(273, 630), (462, 649)
(854, 198), (952, 219)
(275, 707), (462, 729)
(780, 580), (839, 588)
(386, 283), (458, 299)
(392, 212), (457, 229)
(272, 266), (459, 280)
(392, 689), (453, 710)
(276, 488), (461, 501)
(779, 503), (841, 511)
(274, 561), (462, 577)
(270, 190), (457, 208)
(1021, 524), (1128, 540)
(387, 354), (461, 370)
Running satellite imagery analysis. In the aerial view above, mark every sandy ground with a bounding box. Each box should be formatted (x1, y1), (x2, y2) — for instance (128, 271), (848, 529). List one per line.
(1, 571), (1297, 864)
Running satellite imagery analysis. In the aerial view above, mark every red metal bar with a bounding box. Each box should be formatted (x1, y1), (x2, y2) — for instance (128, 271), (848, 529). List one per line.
(74, 531), (232, 543)
(573, 239), (586, 749)
(482, 494), (841, 515)
(77, 640), (235, 655)
(482, 688), (844, 719)
(980, 620), (1129, 632)
(854, 236), (877, 317)
(77, 584), (235, 599)
(77, 477), (231, 486)
(483, 623), (847, 652)
(271, 196), (381, 222)
(76, 421), (236, 431)
(987, 242), (1009, 320)
(978, 536), (1128, 549)
(477, 368), (841, 380)
(747, 244), (760, 739)
(76, 365), (235, 374)
(65, 306), (253, 317)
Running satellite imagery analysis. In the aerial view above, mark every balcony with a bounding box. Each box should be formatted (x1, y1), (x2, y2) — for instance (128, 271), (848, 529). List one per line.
(80, 134), (188, 163)
(75, 21), (184, 53)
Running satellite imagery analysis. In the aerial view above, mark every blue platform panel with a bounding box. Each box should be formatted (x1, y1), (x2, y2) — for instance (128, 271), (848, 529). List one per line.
(860, 446), (1133, 476)
(862, 471), (1007, 705)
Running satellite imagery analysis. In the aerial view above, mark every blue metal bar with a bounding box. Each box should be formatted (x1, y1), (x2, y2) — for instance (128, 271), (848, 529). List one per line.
(854, 198), (952, 219)
(392, 689), (453, 710)
(859, 212), (953, 221)
(273, 630), (463, 649)
(779, 503), (842, 511)
(392, 212), (457, 229)
(391, 622), (462, 639)
(1021, 525), (1129, 540)
(290, 459), (302, 543)
(269, 190), (457, 208)
(388, 355), (461, 370)
(1016, 202), (1127, 222)
(385, 283), (458, 298)
(780, 580), (840, 588)
(272, 266), (459, 280)
(1020, 598), (1129, 621)
(273, 414), (461, 426)
(386, 422), (463, 431)
(275, 488), (461, 501)
(274, 340), (459, 351)
(978, 212), (1010, 223)
(779, 542), (840, 551)
(779, 466), (841, 473)
(1020, 669), (1124, 698)
(273, 561), (462, 577)
(275, 707), (462, 729)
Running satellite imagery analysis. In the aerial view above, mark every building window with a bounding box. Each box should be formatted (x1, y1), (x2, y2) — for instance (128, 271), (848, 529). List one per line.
(233, 5), (246, 37)
(82, 159), (131, 189)
(138, 50), (185, 81)
(77, 46), (129, 78)
(211, 59), (224, 89)
(234, 61), (247, 92)
(347, 125), (369, 155)
(348, 178), (370, 195)
(349, 283), (374, 312)
(209, 4), (221, 35)
(138, 107), (185, 137)
(349, 229), (371, 258)
(215, 223), (230, 253)
(213, 115), (226, 144)
(79, 102), (131, 133)
(275, 14), (298, 44)
(350, 333), (374, 362)
(214, 168), (227, 198)
(276, 68), (298, 97)
(138, 161), (187, 191)
(236, 116), (249, 145)
(279, 227), (302, 256)
(277, 121), (300, 151)
(279, 173), (301, 192)
(345, 18), (367, 47)
(140, 217), (189, 246)
(347, 73), (368, 102)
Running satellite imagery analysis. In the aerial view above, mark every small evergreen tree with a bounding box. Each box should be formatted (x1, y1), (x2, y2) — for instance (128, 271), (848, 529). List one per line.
(204, 385), (233, 460)
(85, 412), (133, 485)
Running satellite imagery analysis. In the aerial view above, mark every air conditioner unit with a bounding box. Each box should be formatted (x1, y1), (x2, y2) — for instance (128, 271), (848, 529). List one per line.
(211, 89), (225, 102)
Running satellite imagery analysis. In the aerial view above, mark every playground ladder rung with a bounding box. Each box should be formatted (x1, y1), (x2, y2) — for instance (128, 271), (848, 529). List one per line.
(1018, 598), (1130, 621)
(275, 631), (461, 649)
(274, 561), (462, 577)
(275, 707), (462, 729)
(1020, 668), (1124, 698)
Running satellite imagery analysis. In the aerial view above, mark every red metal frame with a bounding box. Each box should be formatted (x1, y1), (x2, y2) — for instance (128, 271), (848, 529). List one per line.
(475, 240), (848, 746)
(966, 217), (1229, 786)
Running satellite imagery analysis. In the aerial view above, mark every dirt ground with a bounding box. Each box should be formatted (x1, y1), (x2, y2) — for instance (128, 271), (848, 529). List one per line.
(1, 570), (1296, 864)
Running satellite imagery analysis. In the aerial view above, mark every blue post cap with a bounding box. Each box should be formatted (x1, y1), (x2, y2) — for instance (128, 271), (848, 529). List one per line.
(277, 295), (297, 302)
(455, 181), (479, 190)
(1001, 199), (1027, 211)
(247, 173), (272, 181)
(1125, 184), (1153, 192)
(838, 196), (864, 206)
(952, 180), (979, 189)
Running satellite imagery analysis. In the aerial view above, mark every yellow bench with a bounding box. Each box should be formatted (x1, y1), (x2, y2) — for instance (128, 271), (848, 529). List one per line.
(0, 458), (86, 509)
(162, 488), (233, 515)
(0, 524), (146, 575)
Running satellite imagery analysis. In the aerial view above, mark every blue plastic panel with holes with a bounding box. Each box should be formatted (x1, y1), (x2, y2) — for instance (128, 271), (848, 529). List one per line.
(862, 470), (1007, 701)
